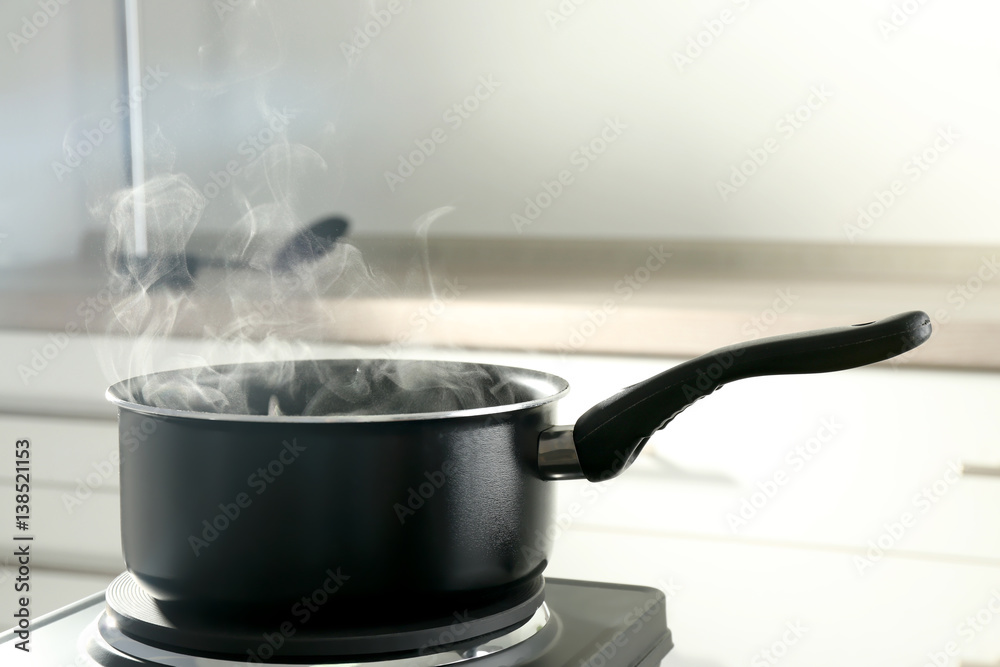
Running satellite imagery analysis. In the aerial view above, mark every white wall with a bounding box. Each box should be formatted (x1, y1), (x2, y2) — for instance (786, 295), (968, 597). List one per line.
(0, 0), (125, 265)
(4, 0), (1000, 260)
(134, 0), (1000, 245)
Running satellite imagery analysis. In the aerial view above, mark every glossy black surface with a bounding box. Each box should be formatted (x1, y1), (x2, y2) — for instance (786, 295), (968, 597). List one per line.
(117, 396), (558, 623)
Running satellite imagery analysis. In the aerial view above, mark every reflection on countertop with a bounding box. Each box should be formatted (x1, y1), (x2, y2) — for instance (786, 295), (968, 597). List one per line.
(1, 235), (999, 369)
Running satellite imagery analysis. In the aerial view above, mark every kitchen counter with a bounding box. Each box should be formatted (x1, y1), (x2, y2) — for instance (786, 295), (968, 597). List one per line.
(1, 236), (999, 370)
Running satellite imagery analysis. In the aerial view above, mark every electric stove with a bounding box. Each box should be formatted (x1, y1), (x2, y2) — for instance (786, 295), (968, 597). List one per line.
(0, 576), (672, 666)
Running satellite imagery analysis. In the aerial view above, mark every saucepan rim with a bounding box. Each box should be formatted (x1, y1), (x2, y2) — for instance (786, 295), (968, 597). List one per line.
(105, 358), (571, 424)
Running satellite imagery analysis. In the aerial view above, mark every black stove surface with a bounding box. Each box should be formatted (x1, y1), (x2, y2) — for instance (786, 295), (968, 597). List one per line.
(1, 578), (673, 666)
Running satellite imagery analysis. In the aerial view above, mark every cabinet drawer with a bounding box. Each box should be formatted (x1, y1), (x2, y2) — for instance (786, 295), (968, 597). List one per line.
(0, 416), (119, 489)
(0, 483), (121, 573)
(553, 365), (1000, 562)
(547, 528), (1000, 667)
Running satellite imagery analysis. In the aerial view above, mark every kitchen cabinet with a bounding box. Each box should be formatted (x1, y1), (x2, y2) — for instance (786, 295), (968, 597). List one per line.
(552, 362), (1000, 563)
(0, 416), (122, 574)
(548, 528), (1000, 667)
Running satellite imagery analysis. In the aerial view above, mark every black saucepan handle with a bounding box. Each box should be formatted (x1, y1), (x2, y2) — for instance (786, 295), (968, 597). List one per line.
(542, 311), (932, 482)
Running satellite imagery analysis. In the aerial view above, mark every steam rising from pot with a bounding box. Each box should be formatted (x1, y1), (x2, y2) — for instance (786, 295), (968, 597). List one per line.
(110, 359), (527, 418)
(94, 45), (494, 416)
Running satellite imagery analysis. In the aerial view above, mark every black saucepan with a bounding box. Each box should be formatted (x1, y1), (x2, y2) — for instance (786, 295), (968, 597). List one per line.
(107, 311), (930, 632)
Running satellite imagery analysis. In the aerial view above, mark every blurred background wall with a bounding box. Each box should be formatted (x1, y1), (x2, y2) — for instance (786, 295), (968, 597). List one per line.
(2, 0), (1000, 266)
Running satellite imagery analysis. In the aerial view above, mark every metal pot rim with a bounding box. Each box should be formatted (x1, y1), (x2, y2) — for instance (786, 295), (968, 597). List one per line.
(105, 358), (571, 424)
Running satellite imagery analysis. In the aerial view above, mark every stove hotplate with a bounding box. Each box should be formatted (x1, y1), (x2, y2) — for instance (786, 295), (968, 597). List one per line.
(101, 572), (547, 659)
(1, 578), (673, 666)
